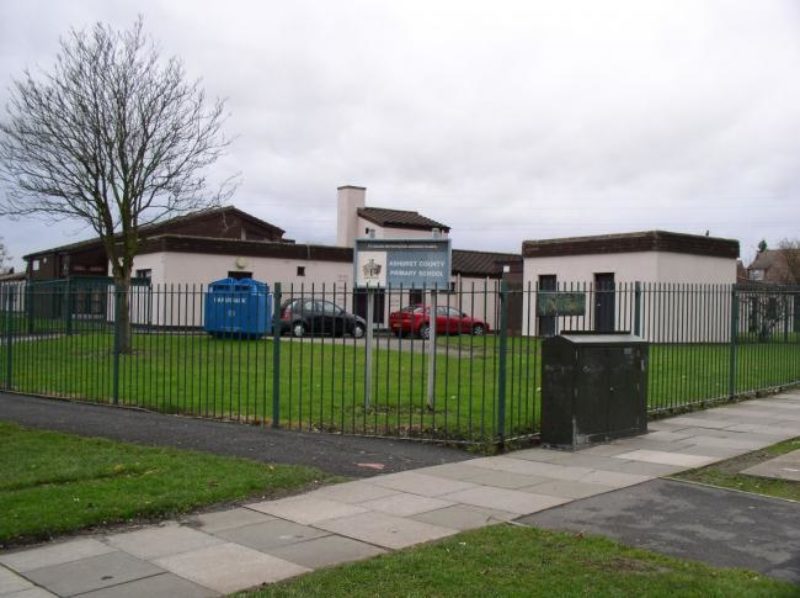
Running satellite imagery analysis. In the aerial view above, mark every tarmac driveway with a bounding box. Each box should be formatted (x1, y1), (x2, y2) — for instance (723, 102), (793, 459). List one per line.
(518, 478), (800, 584)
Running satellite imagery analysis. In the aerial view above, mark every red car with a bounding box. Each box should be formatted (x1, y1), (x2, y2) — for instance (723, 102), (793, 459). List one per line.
(389, 305), (489, 339)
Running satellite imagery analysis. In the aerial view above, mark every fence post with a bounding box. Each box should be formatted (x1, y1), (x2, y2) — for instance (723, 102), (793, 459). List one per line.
(634, 281), (642, 336)
(64, 278), (73, 336)
(112, 284), (121, 405)
(272, 282), (281, 428)
(426, 286), (437, 410)
(497, 277), (509, 447)
(26, 284), (34, 335)
(729, 285), (739, 399)
(4, 286), (12, 390)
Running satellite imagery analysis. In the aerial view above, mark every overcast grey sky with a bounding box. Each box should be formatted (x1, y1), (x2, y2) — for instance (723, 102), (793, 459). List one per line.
(1, 0), (799, 270)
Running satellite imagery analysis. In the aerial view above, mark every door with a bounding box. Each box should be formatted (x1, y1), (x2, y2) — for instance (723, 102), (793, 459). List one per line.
(354, 289), (386, 328)
(318, 300), (342, 335)
(538, 275), (557, 336)
(594, 273), (615, 332)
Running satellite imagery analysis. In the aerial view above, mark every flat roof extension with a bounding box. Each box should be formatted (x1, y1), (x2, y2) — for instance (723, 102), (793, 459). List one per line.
(522, 230), (739, 259)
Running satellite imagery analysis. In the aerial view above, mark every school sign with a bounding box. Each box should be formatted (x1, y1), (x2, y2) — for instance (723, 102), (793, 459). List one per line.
(354, 238), (451, 289)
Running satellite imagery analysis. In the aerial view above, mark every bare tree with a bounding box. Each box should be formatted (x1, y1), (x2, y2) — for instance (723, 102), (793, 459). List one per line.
(0, 237), (9, 274)
(778, 239), (800, 284)
(0, 18), (232, 351)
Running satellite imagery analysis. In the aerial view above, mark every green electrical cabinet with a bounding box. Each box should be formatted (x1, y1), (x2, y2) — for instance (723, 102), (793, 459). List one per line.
(541, 332), (648, 449)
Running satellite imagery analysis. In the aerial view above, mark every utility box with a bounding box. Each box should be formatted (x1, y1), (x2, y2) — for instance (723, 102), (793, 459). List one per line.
(204, 278), (272, 339)
(541, 332), (648, 449)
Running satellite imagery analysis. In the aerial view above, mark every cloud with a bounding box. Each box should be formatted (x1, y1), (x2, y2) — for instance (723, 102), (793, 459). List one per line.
(1, 0), (799, 268)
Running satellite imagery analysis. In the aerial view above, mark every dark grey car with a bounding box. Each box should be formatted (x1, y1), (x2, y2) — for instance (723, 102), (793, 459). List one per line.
(279, 299), (366, 338)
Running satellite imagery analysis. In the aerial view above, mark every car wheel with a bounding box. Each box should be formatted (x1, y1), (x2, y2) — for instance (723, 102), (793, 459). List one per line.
(352, 323), (365, 339)
(395, 329), (405, 338)
(292, 322), (306, 338)
(472, 324), (486, 336)
(418, 323), (430, 340)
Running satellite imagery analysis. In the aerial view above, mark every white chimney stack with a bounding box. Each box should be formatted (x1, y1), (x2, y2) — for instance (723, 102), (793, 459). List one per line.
(336, 185), (366, 247)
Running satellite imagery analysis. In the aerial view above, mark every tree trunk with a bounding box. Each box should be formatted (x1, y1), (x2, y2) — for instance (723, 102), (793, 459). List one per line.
(114, 274), (133, 354)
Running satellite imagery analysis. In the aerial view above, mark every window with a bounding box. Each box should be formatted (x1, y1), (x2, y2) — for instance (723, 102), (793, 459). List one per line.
(228, 271), (252, 280)
(32, 259), (40, 271)
(319, 301), (341, 314)
(136, 269), (152, 281)
(297, 266), (306, 277)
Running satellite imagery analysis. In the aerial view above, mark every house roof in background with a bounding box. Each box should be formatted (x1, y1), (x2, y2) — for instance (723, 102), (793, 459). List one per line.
(452, 249), (521, 277)
(138, 235), (351, 263)
(522, 230), (739, 259)
(357, 207), (450, 232)
(23, 206), (287, 259)
(747, 249), (798, 283)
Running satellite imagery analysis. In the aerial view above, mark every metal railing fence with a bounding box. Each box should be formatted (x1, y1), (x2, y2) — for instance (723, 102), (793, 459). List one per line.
(1, 280), (799, 447)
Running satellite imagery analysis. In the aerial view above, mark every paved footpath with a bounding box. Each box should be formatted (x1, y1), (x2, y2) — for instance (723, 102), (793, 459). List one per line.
(2, 391), (800, 597)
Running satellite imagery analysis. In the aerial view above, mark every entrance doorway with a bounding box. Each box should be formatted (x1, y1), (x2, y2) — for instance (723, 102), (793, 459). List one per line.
(594, 273), (615, 332)
(538, 274), (557, 336)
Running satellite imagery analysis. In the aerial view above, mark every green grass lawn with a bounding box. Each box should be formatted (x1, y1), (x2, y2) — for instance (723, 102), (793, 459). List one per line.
(241, 524), (796, 597)
(1, 329), (799, 443)
(0, 421), (331, 547)
(674, 437), (800, 502)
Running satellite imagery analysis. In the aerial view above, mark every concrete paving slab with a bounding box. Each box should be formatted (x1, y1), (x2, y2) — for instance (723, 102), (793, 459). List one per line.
(725, 423), (800, 437)
(24, 551), (163, 597)
(742, 449), (800, 481)
(520, 479), (616, 500)
(265, 535), (385, 569)
(578, 469), (651, 488)
(517, 479), (800, 584)
(504, 448), (572, 463)
(309, 481), (401, 503)
(212, 519), (328, 552)
(670, 444), (748, 459)
(454, 468), (553, 489)
(153, 542), (309, 594)
(595, 438), (697, 453)
(2, 588), (57, 598)
(643, 429), (696, 442)
(186, 508), (276, 534)
(596, 459), (687, 477)
(314, 512), (456, 550)
(416, 462), (499, 481)
(246, 496), (368, 525)
(370, 471), (478, 497)
(360, 493), (454, 517)
(685, 435), (774, 451)
(664, 416), (737, 429)
(105, 524), (222, 560)
(614, 449), (716, 468)
(439, 486), (569, 515)
(672, 426), (769, 439)
(0, 539), (115, 573)
(74, 572), (219, 598)
(571, 444), (634, 457)
(466, 457), (593, 481)
(410, 504), (516, 530)
(527, 453), (631, 471)
(0, 566), (33, 595)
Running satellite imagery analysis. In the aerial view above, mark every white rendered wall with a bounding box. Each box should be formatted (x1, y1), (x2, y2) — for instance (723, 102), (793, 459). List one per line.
(129, 251), (353, 326)
(355, 218), (446, 241)
(522, 251), (737, 341)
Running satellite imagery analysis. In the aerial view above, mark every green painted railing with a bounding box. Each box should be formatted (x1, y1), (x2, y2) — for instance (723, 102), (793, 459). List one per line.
(1, 280), (799, 447)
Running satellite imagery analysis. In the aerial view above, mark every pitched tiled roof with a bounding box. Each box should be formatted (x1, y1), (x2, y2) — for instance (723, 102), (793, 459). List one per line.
(24, 206), (286, 259)
(452, 249), (521, 277)
(357, 207), (450, 232)
(748, 249), (799, 283)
